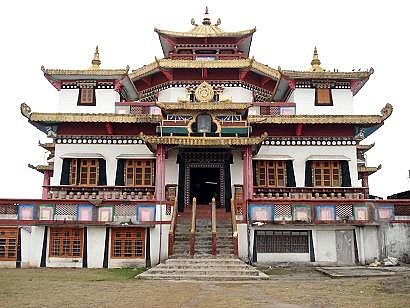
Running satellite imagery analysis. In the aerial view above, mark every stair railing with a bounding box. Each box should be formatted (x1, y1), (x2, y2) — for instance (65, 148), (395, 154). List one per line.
(168, 198), (178, 256)
(189, 197), (197, 256)
(211, 197), (217, 256)
(231, 198), (239, 256)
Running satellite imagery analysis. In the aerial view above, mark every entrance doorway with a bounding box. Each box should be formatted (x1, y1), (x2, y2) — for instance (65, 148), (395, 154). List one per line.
(190, 168), (220, 204)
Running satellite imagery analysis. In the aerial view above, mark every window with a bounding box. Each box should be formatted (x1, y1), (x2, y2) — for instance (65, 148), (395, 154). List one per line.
(312, 161), (341, 187)
(255, 161), (286, 187)
(78, 88), (95, 106)
(70, 159), (98, 186)
(111, 228), (145, 258)
(124, 160), (154, 186)
(255, 230), (309, 253)
(0, 228), (18, 261)
(315, 88), (333, 106)
(49, 228), (83, 258)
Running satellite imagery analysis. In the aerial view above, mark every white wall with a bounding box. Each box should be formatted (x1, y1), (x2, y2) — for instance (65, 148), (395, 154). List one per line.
(165, 149), (178, 185)
(28, 226), (45, 267)
(237, 223), (248, 260)
(157, 88), (187, 103)
(20, 227), (31, 267)
(222, 87), (253, 103)
(257, 253), (310, 263)
(379, 223), (410, 260)
(294, 88), (353, 115)
(58, 89), (119, 113)
(52, 143), (154, 186)
(231, 150), (243, 186)
(314, 230), (337, 263)
(87, 227), (106, 268)
(255, 145), (359, 187)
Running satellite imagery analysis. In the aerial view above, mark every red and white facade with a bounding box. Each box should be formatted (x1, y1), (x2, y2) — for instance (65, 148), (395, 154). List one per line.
(1, 10), (409, 268)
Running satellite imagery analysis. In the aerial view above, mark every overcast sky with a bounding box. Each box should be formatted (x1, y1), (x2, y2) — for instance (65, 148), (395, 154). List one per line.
(0, 0), (409, 199)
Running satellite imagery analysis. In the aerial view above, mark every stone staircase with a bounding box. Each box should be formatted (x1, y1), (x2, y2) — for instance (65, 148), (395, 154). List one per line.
(137, 207), (268, 281)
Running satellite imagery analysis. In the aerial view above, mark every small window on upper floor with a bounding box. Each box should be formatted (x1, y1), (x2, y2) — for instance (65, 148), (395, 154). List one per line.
(78, 87), (95, 106)
(315, 88), (333, 106)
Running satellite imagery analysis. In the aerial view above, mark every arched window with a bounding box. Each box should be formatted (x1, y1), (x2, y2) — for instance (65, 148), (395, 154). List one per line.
(196, 114), (212, 133)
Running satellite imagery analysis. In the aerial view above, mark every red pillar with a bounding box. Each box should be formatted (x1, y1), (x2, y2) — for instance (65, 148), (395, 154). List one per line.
(42, 170), (51, 199)
(361, 173), (369, 198)
(155, 145), (166, 202)
(243, 146), (254, 201)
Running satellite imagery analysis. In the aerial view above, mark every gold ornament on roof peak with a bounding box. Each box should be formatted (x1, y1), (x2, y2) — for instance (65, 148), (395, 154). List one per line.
(90, 45), (101, 70)
(309, 46), (325, 72)
(195, 81), (214, 103)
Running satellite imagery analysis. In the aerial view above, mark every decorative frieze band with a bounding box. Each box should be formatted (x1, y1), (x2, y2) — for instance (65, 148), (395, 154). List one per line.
(262, 137), (357, 146)
(56, 136), (145, 145)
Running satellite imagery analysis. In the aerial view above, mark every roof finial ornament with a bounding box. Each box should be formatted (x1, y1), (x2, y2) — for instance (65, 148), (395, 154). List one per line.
(309, 46), (325, 72)
(90, 45), (101, 70)
(202, 6), (211, 25)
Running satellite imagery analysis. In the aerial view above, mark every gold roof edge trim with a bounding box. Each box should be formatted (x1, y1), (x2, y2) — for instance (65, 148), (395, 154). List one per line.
(156, 102), (252, 111)
(154, 27), (256, 38)
(42, 67), (129, 76)
(130, 58), (280, 80)
(141, 134), (267, 146)
(356, 142), (375, 152)
(358, 164), (382, 175)
(249, 103), (393, 125)
(281, 67), (374, 80)
(28, 163), (54, 174)
(28, 113), (162, 124)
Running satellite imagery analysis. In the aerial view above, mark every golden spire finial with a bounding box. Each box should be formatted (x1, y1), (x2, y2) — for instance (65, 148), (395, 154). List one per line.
(309, 46), (325, 72)
(202, 6), (211, 25)
(90, 45), (101, 70)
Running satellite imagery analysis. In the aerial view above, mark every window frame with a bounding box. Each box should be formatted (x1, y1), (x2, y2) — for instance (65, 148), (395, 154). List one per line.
(77, 87), (96, 106)
(255, 230), (309, 253)
(69, 159), (99, 186)
(255, 160), (287, 188)
(314, 87), (333, 106)
(49, 228), (83, 258)
(110, 228), (145, 259)
(124, 159), (154, 187)
(0, 228), (18, 261)
(312, 160), (341, 187)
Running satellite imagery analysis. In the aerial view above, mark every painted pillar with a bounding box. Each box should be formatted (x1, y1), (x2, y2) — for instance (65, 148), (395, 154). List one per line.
(361, 173), (369, 198)
(155, 145), (166, 202)
(243, 146), (254, 201)
(42, 170), (51, 200)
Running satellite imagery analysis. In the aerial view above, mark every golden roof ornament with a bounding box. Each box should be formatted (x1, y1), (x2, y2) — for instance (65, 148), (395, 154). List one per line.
(309, 46), (325, 72)
(202, 6), (211, 25)
(195, 81), (214, 103)
(90, 45), (101, 70)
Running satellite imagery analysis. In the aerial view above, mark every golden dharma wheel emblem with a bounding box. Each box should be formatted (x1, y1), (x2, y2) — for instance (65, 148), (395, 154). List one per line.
(195, 81), (214, 102)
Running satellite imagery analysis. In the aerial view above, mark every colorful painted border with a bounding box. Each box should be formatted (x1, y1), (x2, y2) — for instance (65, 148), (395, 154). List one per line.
(18, 204), (35, 220)
(136, 205), (156, 223)
(77, 205), (94, 221)
(98, 206), (114, 222)
(353, 205), (369, 221)
(39, 205), (54, 221)
(316, 205), (336, 221)
(375, 204), (394, 220)
(291, 205), (312, 221)
(248, 204), (275, 222)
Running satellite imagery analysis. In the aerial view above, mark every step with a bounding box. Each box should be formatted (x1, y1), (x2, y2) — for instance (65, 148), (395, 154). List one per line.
(165, 257), (242, 264)
(136, 274), (269, 281)
(146, 269), (260, 276)
(156, 264), (251, 270)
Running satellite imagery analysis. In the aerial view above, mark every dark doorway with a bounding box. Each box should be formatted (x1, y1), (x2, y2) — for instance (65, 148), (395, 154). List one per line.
(190, 168), (220, 204)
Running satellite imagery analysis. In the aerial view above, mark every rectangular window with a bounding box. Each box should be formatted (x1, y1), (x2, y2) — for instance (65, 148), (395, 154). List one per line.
(111, 228), (145, 258)
(312, 161), (341, 187)
(255, 230), (309, 253)
(124, 160), (154, 186)
(0, 228), (18, 261)
(315, 88), (333, 106)
(69, 159), (98, 186)
(78, 88), (95, 106)
(49, 228), (83, 258)
(255, 161), (286, 187)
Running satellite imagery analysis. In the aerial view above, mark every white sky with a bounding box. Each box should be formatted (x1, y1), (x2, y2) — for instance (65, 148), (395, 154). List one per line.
(0, 0), (409, 199)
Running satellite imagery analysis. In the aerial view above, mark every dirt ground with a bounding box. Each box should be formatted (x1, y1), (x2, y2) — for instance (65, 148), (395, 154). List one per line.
(1, 268), (410, 308)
